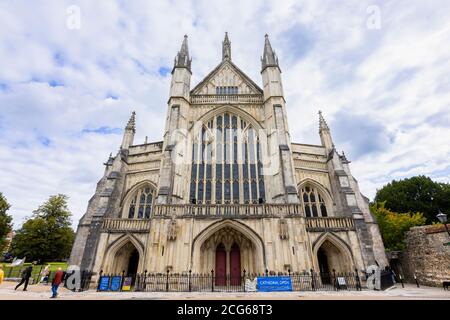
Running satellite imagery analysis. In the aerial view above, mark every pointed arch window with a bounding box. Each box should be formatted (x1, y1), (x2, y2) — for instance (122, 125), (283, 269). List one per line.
(189, 112), (265, 204)
(127, 186), (154, 219)
(300, 185), (328, 217)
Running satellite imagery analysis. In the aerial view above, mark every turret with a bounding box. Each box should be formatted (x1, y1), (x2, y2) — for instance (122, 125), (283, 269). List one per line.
(318, 111), (334, 152)
(261, 34), (283, 100)
(121, 111), (135, 150)
(222, 32), (231, 61)
(170, 35), (192, 99)
(260, 34), (297, 203)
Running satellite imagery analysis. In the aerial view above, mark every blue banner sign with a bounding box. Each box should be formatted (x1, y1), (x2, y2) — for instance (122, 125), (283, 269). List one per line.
(257, 276), (292, 292)
(110, 276), (122, 291)
(98, 276), (110, 291)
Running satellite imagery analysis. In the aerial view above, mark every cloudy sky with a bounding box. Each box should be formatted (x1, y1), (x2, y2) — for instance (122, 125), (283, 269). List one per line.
(1, 0), (449, 229)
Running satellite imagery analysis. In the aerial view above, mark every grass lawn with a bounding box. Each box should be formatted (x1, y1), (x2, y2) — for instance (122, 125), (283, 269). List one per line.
(1, 261), (69, 280)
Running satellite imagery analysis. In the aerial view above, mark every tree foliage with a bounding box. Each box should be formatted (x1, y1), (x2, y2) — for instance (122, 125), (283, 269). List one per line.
(0, 192), (13, 253)
(11, 194), (75, 262)
(374, 175), (450, 224)
(370, 202), (426, 251)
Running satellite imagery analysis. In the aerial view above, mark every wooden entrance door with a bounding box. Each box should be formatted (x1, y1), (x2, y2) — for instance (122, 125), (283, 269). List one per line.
(215, 243), (226, 286)
(230, 243), (241, 285)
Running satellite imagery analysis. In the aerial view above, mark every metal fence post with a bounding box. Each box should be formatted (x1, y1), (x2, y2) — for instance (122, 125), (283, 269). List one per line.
(120, 270), (125, 292)
(97, 270), (103, 292)
(188, 270), (192, 292)
(333, 269), (337, 291)
(166, 269), (170, 292)
(310, 269), (315, 291)
(243, 269), (246, 292)
(355, 268), (361, 291)
(211, 270), (214, 292)
(143, 270), (147, 291)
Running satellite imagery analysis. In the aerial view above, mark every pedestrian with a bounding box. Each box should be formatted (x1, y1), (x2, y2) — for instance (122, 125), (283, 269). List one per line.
(50, 267), (64, 298)
(14, 264), (33, 291)
(40, 264), (51, 284)
(0, 264), (4, 285)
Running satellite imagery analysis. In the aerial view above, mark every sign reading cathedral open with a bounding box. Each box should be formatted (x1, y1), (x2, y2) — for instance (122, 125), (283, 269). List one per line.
(69, 33), (388, 284)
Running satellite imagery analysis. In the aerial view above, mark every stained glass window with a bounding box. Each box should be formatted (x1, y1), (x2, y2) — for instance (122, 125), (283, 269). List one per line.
(189, 112), (265, 204)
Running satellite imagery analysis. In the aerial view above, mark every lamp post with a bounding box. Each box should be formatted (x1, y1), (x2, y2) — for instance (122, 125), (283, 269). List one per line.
(436, 210), (450, 237)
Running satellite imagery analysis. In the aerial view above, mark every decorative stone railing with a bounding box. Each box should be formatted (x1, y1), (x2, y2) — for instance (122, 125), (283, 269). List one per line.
(101, 218), (151, 232)
(305, 217), (355, 231)
(190, 94), (263, 104)
(153, 203), (303, 218)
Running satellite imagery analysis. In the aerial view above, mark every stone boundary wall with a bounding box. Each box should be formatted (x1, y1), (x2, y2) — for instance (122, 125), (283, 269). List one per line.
(399, 224), (450, 287)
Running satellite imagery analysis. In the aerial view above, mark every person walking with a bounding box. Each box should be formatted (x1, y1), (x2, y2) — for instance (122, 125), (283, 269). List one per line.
(50, 267), (64, 298)
(14, 264), (33, 291)
(40, 264), (51, 284)
(0, 264), (4, 285)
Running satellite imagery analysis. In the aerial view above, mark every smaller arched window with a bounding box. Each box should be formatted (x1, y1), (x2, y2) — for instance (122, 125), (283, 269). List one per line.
(300, 185), (328, 218)
(127, 186), (154, 219)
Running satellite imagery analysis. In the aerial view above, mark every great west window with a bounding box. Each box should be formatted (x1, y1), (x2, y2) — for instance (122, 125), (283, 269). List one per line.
(189, 112), (265, 204)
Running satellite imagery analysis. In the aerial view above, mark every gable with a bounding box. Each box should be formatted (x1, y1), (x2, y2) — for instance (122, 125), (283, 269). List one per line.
(191, 60), (263, 95)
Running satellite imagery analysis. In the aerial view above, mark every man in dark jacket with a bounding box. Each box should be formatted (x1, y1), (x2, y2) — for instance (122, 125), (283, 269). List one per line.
(14, 265), (33, 291)
(50, 268), (65, 298)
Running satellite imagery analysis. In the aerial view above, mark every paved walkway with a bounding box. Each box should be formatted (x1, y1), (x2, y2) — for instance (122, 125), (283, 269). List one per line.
(0, 281), (449, 300)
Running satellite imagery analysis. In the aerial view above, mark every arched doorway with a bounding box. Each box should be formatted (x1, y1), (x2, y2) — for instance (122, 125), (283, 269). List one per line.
(112, 241), (141, 275)
(315, 239), (351, 275)
(192, 220), (266, 274)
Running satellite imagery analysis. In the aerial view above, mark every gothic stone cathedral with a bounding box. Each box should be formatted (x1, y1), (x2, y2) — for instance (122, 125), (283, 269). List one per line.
(70, 34), (388, 279)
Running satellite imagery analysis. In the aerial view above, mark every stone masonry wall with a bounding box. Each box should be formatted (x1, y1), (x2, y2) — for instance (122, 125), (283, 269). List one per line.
(401, 224), (450, 287)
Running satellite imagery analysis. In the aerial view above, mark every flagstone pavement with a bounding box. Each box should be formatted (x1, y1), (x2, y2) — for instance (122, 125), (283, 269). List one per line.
(0, 281), (449, 300)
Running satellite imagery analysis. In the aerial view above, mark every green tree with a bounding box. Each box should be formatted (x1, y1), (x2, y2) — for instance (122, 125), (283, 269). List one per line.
(370, 202), (426, 251)
(11, 194), (75, 262)
(0, 192), (13, 253)
(374, 175), (450, 224)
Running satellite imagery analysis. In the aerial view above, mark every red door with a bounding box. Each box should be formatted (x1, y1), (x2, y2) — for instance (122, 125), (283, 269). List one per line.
(215, 243), (226, 286)
(230, 243), (241, 285)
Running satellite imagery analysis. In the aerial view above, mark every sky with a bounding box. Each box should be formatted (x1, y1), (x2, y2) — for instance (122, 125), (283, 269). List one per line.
(1, 0), (450, 229)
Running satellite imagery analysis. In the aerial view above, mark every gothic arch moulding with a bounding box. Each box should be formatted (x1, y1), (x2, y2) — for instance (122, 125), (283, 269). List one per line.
(120, 180), (157, 218)
(190, 219), (266, 273)
(193, 105), (264, 131)
(102, 233), (145, 273)
(311, 232), (355, 272)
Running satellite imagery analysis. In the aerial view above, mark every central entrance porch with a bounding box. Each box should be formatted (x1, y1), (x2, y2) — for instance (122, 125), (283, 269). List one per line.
(192, 220), (266, 276)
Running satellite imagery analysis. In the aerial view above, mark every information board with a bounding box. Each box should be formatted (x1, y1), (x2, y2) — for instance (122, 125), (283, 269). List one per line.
(110, 276), (122, 291)
(256, 276), (292, 292)
(98, 276), (110, 291)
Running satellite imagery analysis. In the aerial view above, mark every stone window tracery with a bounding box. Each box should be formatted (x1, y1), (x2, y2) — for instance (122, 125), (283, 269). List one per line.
(300, 185), (328, 217)
(127, 186), (154, 219)
(189, 112), (265, 204)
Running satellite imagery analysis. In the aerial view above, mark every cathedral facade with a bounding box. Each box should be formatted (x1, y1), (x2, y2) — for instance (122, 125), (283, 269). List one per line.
(70, 34), (387, 279)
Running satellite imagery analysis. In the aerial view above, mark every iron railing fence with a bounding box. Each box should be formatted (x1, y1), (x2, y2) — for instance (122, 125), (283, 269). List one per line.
(3, 267), (395, 292)
(91, 269), (379, 293)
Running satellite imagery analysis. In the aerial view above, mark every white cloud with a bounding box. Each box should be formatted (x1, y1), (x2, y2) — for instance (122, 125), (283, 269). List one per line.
(0, 0), (449, 229)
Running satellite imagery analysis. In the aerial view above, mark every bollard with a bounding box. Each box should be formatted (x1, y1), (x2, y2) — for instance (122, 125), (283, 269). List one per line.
(414, 274), (420, 288)
(399, 274), (404, 288)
